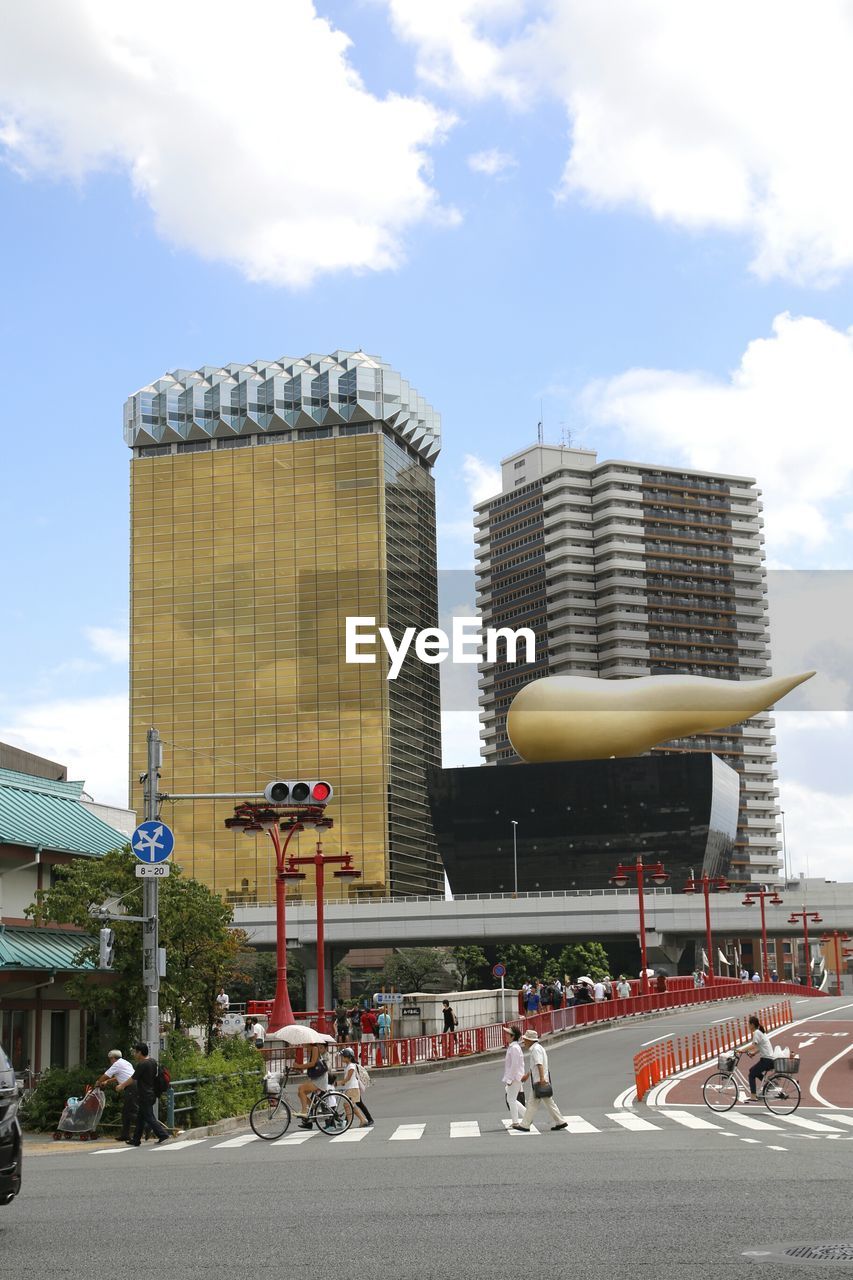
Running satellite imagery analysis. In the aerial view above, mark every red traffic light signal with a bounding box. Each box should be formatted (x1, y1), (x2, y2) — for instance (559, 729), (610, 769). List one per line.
(263, 780), (334, 806)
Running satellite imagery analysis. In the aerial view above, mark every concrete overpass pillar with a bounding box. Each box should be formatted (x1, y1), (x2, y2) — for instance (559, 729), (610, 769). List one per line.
(643, 933), (686, 975)
(302, 944), (333, 1016)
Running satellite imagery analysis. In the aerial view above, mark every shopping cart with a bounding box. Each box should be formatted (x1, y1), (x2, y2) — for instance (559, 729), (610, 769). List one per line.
(54, 1086), (106, 1140)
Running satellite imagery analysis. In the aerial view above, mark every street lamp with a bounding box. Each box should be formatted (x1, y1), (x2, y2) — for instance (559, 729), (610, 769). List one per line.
(682, 874), (731, 980)
(284, 839), (362, 1034)
(610, 857), (669, 995)
(820, 930), (852, 997)
(780, 809), (789, 885)
(225, 783), (334, 1032)
(742, 886), (784, 982)
(511, 820), (518, 897)
(786, 908), (822, 988)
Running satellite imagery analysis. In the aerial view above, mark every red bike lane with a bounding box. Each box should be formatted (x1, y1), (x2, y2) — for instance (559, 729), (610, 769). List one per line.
(656, 1018), (853, 1109)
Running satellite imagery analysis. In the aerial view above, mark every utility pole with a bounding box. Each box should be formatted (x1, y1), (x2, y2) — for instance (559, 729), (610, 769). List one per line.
(142, 728), (162, 1055)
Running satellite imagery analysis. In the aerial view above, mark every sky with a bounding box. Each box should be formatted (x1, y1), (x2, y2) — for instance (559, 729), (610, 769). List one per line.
(1, 0), (853, 882)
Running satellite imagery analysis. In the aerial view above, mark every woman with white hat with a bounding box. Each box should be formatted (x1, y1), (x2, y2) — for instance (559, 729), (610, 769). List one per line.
(511, 1030), (568, 1132)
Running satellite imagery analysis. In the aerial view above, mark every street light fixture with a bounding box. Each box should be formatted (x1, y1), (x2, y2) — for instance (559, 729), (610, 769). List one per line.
(742, 887), (784, 982)
(610, 858), (669, 994)
(683, 874), (731, 980)
(820, 930), (852, 997)
(786, 908), (822, 988)
(511, 820), (518, 897)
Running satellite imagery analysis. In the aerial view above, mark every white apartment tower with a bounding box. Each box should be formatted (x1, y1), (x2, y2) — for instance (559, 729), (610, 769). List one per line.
(475, 444), (780, 884)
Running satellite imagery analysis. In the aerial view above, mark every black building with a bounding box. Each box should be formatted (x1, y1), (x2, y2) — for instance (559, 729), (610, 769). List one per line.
(429, 753), (738, 896)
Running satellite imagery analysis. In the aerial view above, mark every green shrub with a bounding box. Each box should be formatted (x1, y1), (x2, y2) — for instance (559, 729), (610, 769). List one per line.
(163, 1033), (262, 1129)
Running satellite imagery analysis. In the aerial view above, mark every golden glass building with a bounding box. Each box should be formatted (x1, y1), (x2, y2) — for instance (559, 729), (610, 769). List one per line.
(125, 351), (442, 901)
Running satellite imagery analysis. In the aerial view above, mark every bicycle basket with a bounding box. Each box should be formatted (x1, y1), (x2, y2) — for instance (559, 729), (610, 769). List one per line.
(717, 1054), (736, 1072)
(772, 1056), (800, 1075)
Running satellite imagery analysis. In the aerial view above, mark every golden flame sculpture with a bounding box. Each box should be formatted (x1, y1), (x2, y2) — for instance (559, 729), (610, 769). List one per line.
(506, 671), (815, 763)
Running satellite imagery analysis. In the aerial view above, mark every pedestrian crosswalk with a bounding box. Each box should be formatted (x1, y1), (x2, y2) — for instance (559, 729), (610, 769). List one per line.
(87, 1109), (853, 1157)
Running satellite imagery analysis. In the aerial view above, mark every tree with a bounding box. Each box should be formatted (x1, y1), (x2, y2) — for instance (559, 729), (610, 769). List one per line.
(381, 948), (452, 993)
(556, 942), (610, 982)
(451, 946), (489, 990)
(230, 949), (304, 1008)
(28, 847), (249, 1049)
(500, 945), (544, 988)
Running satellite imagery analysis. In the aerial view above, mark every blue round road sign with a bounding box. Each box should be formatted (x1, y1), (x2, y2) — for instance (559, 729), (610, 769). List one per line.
(131, 820), (175, 864)
(492, 963), (507, 978)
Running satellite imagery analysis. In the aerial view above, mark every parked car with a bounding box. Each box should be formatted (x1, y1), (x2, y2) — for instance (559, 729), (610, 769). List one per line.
(0, 1042), (22, 1205)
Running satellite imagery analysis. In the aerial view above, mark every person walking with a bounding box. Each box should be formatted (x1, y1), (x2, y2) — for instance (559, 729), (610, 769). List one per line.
(593, 979), (605, 1001)
(376, 1008), (391, 1041)
(616, 976), (631, 999)
(95, 1049), (137, 1142)
(442, 1000), (457, 1033)
(339, 1047), (374, 1127)
(251, 1019), (266, 1048)
(361, 1006), (378, 1064)
(349, 1005), (363, 1043)
(118, 1043), (170, 1146)
(511, 1030), (567, 1132)
(335, 1005), (351, 1044)
(501, 1026), (526, 1126)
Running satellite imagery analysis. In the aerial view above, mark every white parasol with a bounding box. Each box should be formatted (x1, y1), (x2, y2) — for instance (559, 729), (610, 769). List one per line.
(575, 976), (594, 986)
(267, 1024), (336, 1046)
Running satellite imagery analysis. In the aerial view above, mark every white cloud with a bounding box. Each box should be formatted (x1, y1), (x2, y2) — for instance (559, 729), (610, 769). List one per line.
(777, 779), (853, 883)
(581, 313), (853, 550)
(462, 453), (501, 505)
(85, 626), (128, 664)
(468, 147), (517, 177)
(0, 694), (129, 807)
(0, 0), (455, 287)
(389, 0), (853, 284)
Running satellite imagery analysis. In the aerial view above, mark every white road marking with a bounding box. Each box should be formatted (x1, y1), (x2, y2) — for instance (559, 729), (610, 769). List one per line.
(664, 1110), (720, 1130)
(92, 1148), (134, 1155)
(773, 1113), (845, 1134)
(558, 1115), (600, 1133)
(390, 1124), (425, 1141)
(153, 1139), (207, 1152)
(809, 1043), (853, 1107)
(612, 1086), (637, 1109)
(501, 1119), (541, 1135)
(768, 1145), (788, 1151)
(450, 1121), (480, 1138)
(607, 1112), (661, 1131)
(212, 1135), (260, 1148)
(715, 1112), (781, 1132)
(274, 1130), (318, 1145)
(739, 1138), (762, 1143)
(820, 1113), (853, 1127)
(329, 1128), (372, 1143)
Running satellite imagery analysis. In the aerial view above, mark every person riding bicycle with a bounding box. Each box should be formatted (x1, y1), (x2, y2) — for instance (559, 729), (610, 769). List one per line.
(742, 1014), (775, 1103)
(297, 1044), (329, 1128)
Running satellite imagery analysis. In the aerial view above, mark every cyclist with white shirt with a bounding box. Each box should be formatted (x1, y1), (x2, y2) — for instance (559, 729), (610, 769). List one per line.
(742, 1015), (775, 1103)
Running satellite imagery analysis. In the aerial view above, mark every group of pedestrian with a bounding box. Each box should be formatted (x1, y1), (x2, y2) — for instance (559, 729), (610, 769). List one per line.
(521, 975), (633, 1010)
(501, 1026), (567, 1132)
(95, 1042), (171, 1146)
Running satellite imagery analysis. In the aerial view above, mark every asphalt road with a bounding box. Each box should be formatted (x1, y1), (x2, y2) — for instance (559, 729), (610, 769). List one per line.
(3, 994), (852, 1280)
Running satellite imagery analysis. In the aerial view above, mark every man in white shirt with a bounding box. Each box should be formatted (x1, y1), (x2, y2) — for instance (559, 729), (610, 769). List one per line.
(751, 972), (761, 984)
(216, 988), (230, 1012)
(593, 980), (606, 1001)
(501, 1026), (526, 1125)
(95, 1050), (137, 1142)
(511, 1030), (568, 1132)
(616, 977), (631, 999)
(251, 1020), (266, 1047)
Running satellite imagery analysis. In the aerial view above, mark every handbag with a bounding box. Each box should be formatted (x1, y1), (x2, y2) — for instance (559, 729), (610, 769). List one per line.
(533, 1080), (553, 1099)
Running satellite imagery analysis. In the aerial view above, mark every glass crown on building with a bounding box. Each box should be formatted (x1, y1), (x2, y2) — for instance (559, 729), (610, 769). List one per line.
(123, 349), (441, 464)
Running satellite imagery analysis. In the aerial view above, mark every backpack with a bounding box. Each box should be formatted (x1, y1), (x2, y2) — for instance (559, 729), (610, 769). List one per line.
(356, 1063), (371, 1091)
(153, 1064), (171, 1097)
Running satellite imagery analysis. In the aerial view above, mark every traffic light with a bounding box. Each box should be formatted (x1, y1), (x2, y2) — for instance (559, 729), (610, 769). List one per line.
(263, 780), (334, 806)
(98, 927), (115, 970)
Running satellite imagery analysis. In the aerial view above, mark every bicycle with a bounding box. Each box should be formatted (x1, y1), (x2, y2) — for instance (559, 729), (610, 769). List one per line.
(249, 1064), (355, 1140)
(702, 1049), (800, 1115)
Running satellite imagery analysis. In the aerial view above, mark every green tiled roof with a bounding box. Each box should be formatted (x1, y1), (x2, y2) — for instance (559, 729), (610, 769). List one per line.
(0, 926), (94, 972)
(0, 768), (128, 857)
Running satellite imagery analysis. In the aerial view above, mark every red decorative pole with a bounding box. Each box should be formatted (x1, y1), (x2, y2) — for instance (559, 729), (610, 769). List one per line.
(610, 858), (669, 995)
(787, 908), (822, 988)
(284, 840), (361, 1034)
(742, 887), (784, 981)
(225, 781), (336, 1033)
(820, 930), (852, 997)
(683, 875), (730, 980)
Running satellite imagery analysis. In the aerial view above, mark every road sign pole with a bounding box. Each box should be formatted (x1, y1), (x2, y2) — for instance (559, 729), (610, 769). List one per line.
(500, 974), (505, 1024)
(143, 728), (161, 1057)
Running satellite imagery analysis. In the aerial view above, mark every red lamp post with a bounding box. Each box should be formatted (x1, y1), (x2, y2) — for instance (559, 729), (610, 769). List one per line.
(610, 858), (669, 995)
(284, 839), (361, 1034)
(741, 887), (784, 982)
(786, 908), (822, 989)
(820, 930), (852, 997)
(683, 874), (731, 980)
(225, 783), (334, 1033)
